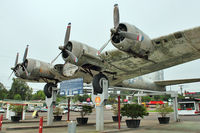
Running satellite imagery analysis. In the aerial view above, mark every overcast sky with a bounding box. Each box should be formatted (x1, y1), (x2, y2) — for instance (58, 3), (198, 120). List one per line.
(1, 0), (200, 93)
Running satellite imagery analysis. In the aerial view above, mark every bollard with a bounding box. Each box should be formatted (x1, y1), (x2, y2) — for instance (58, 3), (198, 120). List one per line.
(0, 114), (3, 131)
(39, 117), (43, 133)
(68, 121), (76, 133)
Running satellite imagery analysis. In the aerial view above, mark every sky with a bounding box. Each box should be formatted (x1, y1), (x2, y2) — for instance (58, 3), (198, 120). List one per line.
(0, 0), (200, 93)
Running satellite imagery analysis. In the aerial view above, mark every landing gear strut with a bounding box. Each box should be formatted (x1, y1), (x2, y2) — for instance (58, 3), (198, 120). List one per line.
(44, 83), (57, 98)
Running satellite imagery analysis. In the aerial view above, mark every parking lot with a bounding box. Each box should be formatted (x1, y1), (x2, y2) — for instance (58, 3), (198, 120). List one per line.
(1, 110), (200, 133)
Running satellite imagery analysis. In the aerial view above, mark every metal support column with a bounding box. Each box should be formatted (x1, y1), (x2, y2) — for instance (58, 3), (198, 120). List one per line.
(171, 91), (179, 122)
(96, 103), (104, 131)
(118, 95), (120, 130)
(173, 96), (179, 122)
(67, 98), (70, 121)
(137, 91), (143, 104)
(92, 79), (108, 132)
(46, 88), (57, 126)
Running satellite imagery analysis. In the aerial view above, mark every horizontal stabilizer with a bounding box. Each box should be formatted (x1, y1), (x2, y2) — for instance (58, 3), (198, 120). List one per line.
(155, 78), (200, 86)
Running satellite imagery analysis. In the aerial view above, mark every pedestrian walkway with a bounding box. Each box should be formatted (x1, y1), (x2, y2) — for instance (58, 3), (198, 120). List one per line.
(2, 119), (200, 133)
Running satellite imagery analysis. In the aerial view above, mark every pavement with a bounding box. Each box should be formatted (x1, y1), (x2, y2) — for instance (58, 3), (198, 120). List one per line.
(2, 119), (200, 133)
(1, 111), (200, 133)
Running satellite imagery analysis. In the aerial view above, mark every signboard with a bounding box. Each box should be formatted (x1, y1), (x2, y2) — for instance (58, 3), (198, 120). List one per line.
(60, 78), (83, 96)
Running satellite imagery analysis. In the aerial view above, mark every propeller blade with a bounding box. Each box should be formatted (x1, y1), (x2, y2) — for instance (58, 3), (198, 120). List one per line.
(15, 53), (19, 67)
(66, 50), (78, 63)
(23, 45), (29, 62)
(114, 4), (120, 29)
(97, 35), (113, 55)
(119, 31), (144, 41)
(51, 52), (62, 64)
(64, 23), (71, 48)
(8, 71), (14, 79)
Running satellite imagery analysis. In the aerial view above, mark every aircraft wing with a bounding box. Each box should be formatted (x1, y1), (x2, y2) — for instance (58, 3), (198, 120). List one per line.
(100, 26), (200, 86)
(154, 78), (200, 86)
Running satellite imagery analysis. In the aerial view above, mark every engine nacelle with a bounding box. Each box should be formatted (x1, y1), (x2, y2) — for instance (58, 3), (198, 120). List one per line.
(25, 59), (54, 78)
(61, 41), (98, 66)
(111, 23), (154, 58)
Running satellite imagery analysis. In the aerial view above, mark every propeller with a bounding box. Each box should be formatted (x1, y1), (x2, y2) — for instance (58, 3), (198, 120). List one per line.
(97, 4), (120, 55)
(9, 52), (19, 79)
(51, 23), (78, 64)
(97, 4), (144, 55)
(9, 45), (29, 79)
(111, 4), (144, 41)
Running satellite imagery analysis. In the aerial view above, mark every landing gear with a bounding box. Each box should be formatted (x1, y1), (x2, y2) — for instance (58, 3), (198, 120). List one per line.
(44, 83), (57, 98)
(92, 73), (108, 94)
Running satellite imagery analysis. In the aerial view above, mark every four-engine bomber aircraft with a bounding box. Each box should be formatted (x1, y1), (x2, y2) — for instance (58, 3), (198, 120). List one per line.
(11, 4), (200, 98)
(51, 4), (200, 94)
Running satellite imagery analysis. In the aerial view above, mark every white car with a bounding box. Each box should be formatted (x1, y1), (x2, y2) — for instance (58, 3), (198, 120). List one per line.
(63, 108), (68, 114)
(74, 107), (82, 112)
(0, 108), (5, 113)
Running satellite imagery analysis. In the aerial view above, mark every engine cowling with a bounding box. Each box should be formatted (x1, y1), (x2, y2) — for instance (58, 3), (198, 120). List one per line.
(61, 40), (98, 66)
(26, 59), (55, 79)
(111, 23), (154, 58)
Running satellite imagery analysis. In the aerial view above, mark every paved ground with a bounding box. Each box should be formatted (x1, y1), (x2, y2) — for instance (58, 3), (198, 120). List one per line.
(1, 110), (200, 133)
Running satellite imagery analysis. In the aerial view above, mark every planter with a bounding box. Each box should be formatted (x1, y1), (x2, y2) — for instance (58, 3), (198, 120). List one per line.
(125, 119), (140, 128)
(76, 117), (88, 125)
(54, 116), (62, 121)
(11, 116), (20, 122)
(112, 116), (122, 122)
(158, 117), (170, 124)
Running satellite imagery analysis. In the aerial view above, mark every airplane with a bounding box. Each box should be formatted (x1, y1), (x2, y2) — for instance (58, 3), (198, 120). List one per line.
(11, 4), (200, 98)
(51, 4), (200, 94)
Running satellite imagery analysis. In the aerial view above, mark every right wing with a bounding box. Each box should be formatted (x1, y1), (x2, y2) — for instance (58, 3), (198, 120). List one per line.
(100, 26), (200, 86)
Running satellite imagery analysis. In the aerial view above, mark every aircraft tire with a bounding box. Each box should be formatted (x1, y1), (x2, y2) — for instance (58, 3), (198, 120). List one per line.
(44, 83), (56, 98)
(92, 73), (108, 94)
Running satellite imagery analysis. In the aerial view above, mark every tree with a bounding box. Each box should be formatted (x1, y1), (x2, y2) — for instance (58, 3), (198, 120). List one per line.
(72, 95), (79, 103)
(106, 96), (117, 105)
(142, 96), (152, 102)
(0, 82), (8, 100)
(78, 94), (90, 102)
(56, 95), (67, 103)
(8, 78), (32, 100)
(32, 90), (45, 100)
(14, 94), (22, 100)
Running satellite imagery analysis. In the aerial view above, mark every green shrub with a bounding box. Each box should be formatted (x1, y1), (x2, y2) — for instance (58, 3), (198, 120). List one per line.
(80, 105), (93, 118)
(156, 103), (173, 117)
(53, 107), (64, 116)
(121, 104), (148, 119)
(9, 105), (23, 115)
(112, 104), (123, 116)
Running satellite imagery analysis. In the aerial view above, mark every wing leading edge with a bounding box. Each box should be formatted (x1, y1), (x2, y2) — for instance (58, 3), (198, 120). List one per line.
(154, 78), (200, 86)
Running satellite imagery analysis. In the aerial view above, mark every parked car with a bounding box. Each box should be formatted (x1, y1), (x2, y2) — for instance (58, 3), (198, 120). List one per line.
(40, 107), (48, 112)
(26, 106), (34, 112)
(74, 106), (82, 112)
(0, 108), (5, 113)
(63, 107), (68, 114)
(70, 106), (76, 111)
